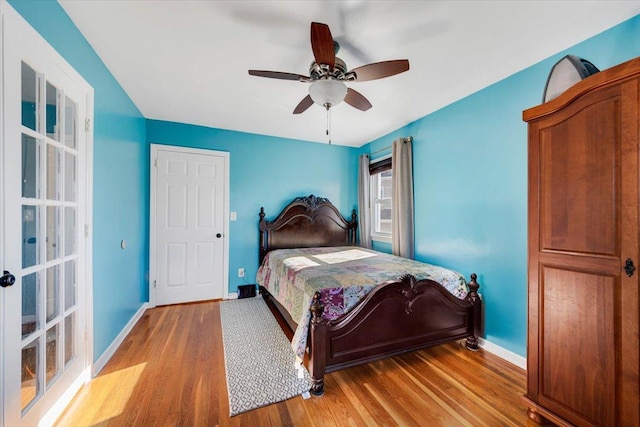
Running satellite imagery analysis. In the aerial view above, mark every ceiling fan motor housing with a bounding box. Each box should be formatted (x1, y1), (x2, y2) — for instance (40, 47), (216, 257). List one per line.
(310, 57), (349, 80)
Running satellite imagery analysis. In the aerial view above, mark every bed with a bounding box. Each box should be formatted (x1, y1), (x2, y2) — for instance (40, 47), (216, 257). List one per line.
(257, 195), (482, 396)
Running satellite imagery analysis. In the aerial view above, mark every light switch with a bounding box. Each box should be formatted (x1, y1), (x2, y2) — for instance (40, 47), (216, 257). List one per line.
(230, 211), (237, 221)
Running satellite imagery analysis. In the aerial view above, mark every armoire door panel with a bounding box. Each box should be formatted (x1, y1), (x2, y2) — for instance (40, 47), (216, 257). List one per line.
(538, 265), (616, 426)
(539, 97), (620, 258)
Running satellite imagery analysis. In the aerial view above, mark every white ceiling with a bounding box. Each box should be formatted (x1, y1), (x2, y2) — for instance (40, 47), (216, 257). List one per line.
(59, 0), (640, 147)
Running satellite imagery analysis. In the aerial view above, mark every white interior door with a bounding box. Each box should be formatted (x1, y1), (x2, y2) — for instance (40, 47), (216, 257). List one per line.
(151, 145), (228, 306)
(1, 4), (93, 426)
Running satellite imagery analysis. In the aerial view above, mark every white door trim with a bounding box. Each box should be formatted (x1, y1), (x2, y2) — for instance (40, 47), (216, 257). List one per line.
(149, 144), (229, 307)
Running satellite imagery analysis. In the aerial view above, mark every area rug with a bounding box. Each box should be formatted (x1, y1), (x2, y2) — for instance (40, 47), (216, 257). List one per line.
(219, 297), (311, 416)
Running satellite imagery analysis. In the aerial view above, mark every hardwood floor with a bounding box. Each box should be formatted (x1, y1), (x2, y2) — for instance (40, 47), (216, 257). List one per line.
(56, 300), (533, 426)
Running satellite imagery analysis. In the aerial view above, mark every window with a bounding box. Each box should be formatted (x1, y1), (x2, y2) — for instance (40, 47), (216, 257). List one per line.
(369, 157), (392, 242)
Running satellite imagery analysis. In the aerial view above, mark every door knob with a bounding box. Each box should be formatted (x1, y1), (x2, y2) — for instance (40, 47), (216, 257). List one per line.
(1, 270), (16, 288)
(216, 233), (222, 238)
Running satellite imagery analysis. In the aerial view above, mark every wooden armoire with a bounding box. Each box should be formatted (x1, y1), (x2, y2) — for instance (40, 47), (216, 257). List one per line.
(523, 56), (640, 426)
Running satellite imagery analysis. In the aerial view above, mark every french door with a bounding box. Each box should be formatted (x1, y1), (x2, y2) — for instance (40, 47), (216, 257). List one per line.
(1, 4), (93, 426)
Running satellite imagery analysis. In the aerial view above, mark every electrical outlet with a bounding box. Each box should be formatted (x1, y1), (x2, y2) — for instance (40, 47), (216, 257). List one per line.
(238, 268), (245, 278)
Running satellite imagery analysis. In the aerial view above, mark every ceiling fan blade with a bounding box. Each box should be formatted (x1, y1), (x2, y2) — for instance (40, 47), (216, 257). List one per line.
(293, 95), (314, 114)
(344, 88), (372, 111)
(248, 70), (310, 82)
(310, 22), (335, 69)
(349, 59), (410, 82)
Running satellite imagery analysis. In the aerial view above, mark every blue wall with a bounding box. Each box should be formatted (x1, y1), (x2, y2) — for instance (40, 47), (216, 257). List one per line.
(9, 0), (148, 360)
(363, 15), (640, 356)
(147, 120), (359, 290)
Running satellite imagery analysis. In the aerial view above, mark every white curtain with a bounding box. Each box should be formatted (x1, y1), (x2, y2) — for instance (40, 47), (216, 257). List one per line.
(392, 137), (414, 259)
(358, 153), (372, 248)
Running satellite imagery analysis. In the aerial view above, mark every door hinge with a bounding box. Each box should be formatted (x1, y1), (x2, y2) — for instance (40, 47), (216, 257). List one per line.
(85, 118), (91, 132)
(84, 224), (89, 237)
(154, 280), (157, 288)
(154, 157), (157, 167)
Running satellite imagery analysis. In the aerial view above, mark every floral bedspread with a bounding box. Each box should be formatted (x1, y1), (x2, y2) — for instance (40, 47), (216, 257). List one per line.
(256, 246), (469, 362)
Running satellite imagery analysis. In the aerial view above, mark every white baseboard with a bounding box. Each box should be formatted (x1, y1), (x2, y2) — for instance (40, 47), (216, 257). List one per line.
(92, 302), (150, 376)
(225, 292), (238, 300)
(479, 338), (527, 370)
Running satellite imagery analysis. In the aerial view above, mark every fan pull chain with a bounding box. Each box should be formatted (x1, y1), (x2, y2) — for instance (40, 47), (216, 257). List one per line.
(326, 104), (332, 145)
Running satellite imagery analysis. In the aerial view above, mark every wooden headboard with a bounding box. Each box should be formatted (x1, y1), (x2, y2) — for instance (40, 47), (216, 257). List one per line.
(259, 195), (358, 264)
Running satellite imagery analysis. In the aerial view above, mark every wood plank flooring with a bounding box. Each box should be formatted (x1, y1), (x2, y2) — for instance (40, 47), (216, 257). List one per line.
(56, 300), (535, 426)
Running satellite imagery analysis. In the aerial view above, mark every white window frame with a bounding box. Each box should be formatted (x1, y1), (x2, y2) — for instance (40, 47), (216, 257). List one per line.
(370, 156), (392, 243)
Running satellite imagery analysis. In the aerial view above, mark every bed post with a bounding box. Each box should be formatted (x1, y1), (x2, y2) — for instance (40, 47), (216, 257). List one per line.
(349, 209), (358, 245)
(259, 207), (267, 264)
(309, 292), (327, 396)
(465, 273), (481, 351)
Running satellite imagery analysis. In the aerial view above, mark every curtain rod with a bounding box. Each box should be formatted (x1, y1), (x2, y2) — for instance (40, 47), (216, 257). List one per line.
(370, 145), (391, 156)
(369, 137), (413, 156)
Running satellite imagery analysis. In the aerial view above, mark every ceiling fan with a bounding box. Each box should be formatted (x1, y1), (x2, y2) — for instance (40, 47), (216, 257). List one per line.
(248, 22), (410, 115)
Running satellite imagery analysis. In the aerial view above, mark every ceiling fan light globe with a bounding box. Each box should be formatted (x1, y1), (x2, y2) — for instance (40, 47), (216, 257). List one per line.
(309, 79), (347, 107)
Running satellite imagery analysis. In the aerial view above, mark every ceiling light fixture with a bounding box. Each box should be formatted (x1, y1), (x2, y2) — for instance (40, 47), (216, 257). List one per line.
(308, 79), (347, 144)
(308, 79), (347, 107)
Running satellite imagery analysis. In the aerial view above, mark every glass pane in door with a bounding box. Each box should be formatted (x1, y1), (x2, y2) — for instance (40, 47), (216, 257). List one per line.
(45, 81), (59, 141)
(64, 96), (76, 149)
(64, 260), (76, 311)
(21, 62), (38, 131)
(45, 324), (59, 386)
(64, 314), (75, 366)
(21, 339), (39, 410)
(64, 207), (76, 256)
(22, 272), (39, 339)
(22, 134), (40, 198)
(22, 205), (40, 269)
(46, 265), (59, 323)
(46, 144), (61, 201)
(64, 152), (76, 202)
(46, 206), (61, 261)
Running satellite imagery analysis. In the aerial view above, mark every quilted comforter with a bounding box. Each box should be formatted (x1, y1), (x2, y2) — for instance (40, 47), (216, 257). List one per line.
(256, 246), (469, 362)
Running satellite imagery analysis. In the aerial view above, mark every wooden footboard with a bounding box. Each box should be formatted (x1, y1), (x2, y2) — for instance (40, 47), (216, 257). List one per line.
(308, 274), (481, 395)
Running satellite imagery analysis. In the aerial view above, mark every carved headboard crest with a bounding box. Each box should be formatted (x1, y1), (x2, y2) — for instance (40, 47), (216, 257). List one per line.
(293, 194), (330, 211)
